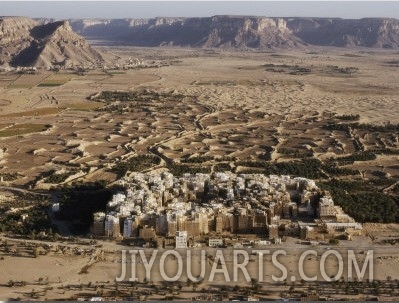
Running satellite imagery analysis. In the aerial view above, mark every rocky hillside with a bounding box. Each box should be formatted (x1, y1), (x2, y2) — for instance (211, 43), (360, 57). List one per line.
(286, 18), (399, 48)
(70, 15), (399, 49)
(0, 17), (36, 66)
(0, 17), (105, 68)
(70, 16), (305, 48)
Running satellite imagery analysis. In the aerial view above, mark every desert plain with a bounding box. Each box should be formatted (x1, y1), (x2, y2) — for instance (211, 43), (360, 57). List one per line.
(1, 47), (399, 300)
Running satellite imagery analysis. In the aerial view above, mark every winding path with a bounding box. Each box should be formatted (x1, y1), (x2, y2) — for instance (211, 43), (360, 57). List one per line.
(0, 186), (51, 196)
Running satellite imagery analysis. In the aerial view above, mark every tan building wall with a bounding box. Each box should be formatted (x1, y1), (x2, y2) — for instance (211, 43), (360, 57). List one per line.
(92, 221), (104, 236)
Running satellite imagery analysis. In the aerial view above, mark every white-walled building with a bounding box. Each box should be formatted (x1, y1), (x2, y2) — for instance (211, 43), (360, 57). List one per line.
(105, 215), (120, 237)
(123, 217), (134, 238)
(208, 238), (224, 247)
(175, 231), (188, 249)
(51, 203), (60, 212)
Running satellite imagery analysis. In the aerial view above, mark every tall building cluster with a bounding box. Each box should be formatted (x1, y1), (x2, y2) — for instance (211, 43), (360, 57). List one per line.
(91, 172), (361, 246)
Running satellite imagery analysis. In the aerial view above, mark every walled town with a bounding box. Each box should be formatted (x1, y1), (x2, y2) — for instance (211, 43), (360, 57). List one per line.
(91, 173), (362, 247)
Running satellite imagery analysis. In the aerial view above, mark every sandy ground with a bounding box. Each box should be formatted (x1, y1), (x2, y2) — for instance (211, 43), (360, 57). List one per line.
(0, 48), (398, 186)
(1, 235), (398, 300)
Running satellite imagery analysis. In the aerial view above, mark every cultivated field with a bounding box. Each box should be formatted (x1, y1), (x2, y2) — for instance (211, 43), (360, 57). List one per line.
(0, 48), (398, 188)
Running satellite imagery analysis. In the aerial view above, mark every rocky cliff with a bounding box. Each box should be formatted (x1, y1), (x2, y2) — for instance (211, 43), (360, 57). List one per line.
(0, 17), (36, 66)
(0, 17), (105, 67)
(70, 15), (305, 48)
(2, 15), (399, 66)
(69, 15), (399, 49)
(286, 17), (399, 48)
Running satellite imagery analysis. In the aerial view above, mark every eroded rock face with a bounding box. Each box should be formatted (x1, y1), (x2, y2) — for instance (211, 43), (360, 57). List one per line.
(286, 18), (399, 48)
(69, 16), (399, 49)
(69, 15), (304, 48)
(2, 15), (399, 67)
(0, 17), (105, 68)
(0, 17), (37, 66)
(0, 17), (36, 42)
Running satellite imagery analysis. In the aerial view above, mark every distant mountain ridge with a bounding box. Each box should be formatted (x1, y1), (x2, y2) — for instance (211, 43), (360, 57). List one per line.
(0, 17), (105, 67)
(69, 15), (399, 49)
(286, 17), (399, 48)
(2, 15), (399, 68)
(70, 16), (304, 48)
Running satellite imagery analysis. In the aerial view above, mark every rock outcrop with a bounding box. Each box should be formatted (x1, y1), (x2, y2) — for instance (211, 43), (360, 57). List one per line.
(0, 17), (105, 67)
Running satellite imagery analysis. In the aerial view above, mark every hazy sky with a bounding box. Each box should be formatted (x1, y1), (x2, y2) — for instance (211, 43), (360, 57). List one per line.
(0, 1), (398, 19)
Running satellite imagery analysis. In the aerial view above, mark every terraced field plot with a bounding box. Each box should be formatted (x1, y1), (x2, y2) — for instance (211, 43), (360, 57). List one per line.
(0, 48), (398, 191)
(8, 73), (50, 88)
(0, 123), (49, 138)
(37, 73), (74, 87)
(0, 107), (63, 117)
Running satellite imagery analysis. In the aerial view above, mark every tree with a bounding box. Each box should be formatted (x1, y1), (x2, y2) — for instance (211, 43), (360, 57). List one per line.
(250, 278), (260, 292)
(30, 289), (36, 298)
(329, 238), (339, 245)
(52, 233), (60, 242)
(33, 247), (39, 258)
